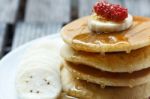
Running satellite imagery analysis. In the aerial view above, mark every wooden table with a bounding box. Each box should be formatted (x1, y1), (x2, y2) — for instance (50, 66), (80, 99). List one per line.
(0, 0), (150, 58)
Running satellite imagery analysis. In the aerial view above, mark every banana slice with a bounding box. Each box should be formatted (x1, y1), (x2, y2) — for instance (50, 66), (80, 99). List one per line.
(88, 14), (133, 33)
(19, 48), (61, 74)
(16, 39), (62, 99)
(16, 67), (61, 99)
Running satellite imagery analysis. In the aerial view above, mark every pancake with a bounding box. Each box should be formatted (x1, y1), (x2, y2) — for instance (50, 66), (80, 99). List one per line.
(64, 61), (150, 87)
(61, 16), (150, 53)
(60, 93), (149, 99)
(61, 45), (150, 73)
(61, 67), (150, 99)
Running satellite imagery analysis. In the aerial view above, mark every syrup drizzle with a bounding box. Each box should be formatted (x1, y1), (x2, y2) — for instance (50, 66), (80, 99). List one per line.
(70, 17), (150, 53)
(73, 33), (128, 45)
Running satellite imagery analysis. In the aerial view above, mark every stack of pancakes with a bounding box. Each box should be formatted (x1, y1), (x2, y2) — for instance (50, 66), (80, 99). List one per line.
(60, 16), (150, 99)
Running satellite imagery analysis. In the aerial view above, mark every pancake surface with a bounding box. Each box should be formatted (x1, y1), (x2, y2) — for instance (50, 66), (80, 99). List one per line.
(61, 16), (150, 53)
(64, 61), (150, 87)
(61, 45), (150, 72)
(61, 67), (150, 99)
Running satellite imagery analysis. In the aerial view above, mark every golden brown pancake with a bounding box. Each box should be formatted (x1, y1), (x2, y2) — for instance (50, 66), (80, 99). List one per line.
(64, 61), (150, 87)
(60, 93), (149, 99)
(61, 16), (150, 53)
(61, 45), (150, 73)
(61, 67), (150, 99)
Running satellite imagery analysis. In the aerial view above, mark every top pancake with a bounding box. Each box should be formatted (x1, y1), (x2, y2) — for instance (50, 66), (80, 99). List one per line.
(61, 16), (150, 53)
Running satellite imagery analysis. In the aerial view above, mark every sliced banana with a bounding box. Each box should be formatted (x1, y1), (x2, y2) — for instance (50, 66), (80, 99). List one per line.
(16, 39), (62, 99)
(16, 68), (61, 99)
(19, 48), (61, 74)
(88, 14), (133, 33)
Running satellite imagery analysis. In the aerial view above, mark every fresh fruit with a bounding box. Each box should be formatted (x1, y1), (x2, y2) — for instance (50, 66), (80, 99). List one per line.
(16, 68), (61, 99)
(16, 40), (62, 99)
(88, 14), (133, 33)
(93, 0), (128, 22)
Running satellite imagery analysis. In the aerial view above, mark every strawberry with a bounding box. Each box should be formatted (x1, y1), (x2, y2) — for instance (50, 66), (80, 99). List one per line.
(93, 0), (128, 22)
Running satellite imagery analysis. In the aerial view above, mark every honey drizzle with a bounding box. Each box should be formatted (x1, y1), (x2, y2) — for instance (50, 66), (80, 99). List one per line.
(73, 33), (128, 45)
(72, 21), (144, 45)
(71, 17), (150, 53)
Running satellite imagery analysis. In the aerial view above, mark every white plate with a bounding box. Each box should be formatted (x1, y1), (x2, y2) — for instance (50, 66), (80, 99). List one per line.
(0, 33), (63, 99)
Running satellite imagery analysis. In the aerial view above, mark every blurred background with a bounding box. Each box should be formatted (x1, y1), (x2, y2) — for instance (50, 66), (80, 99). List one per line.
(0, 0), (149, 58)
